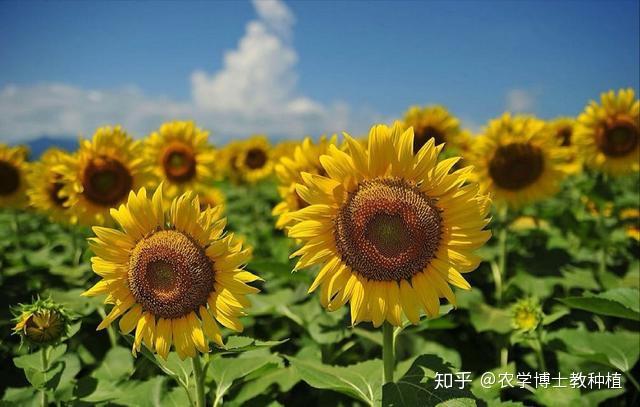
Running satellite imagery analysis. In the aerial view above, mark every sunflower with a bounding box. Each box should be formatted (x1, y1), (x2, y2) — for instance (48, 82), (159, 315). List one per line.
(511, 298), (542, 332)
(234, 135), (274, 183)
(27, 148), (72, 222)
(402, 105), (462, 153)
(549, 117), (582, 174)
(56, 126), (144, 226)
(271, 140), (299, 163)
(272, 135), (337, 229)
(286, 123), (491, 327)
(0, 144), (29, 209)
(197, 186), (226, 214)
(144, 121), (217, 199)
(575, 88), (639, 175)
(83, 186), (259, 359)
(469, 114), (566, 207)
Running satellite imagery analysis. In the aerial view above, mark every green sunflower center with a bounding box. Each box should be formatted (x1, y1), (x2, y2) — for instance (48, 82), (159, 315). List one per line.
(245, 148), (268, 170)
(334, 178), (442, 281)
(0, 160), (21, 196)
(414, 125), (445, 152)
(598, 120), (639, 157)
(128, 230), (214, 319)
(82, 156), (133, 207)
(162, 142), (197, 183)
(488, 142), (545, 190)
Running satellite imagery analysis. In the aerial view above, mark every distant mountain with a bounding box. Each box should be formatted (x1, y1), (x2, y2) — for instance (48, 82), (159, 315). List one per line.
(24, 136), (79, 158)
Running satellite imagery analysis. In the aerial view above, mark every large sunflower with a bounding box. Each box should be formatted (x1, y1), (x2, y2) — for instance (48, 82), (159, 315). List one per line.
(234, 135), (274, 183)
(287, 123), (491, 327)
(144, 121), (217, 199)
(0, 144), (29, 209)
(272, 135), (337, 229)
(56, 126), (144, 226)
(27, 148), (72, 223)
(574, 88), (639, 175)
(402, 105), (462, 153)
(83, 186), (259, 359)
(469, 114), (566, 207)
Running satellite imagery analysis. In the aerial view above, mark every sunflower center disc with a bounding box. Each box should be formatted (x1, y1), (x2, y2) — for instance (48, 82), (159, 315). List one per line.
(245, 148), (267, 169)
(334, 178), (442, 281)
(598, 120), (639, 157)
(162, 142), (197, 182)
(48, 175), (66, 207)
(82, 156), (133, 207)
(0, 160), (20, 196)
(414, 126), (445, 152)
(557, 127), (572, 147)
(129, 230), (214, 319)
(488, 142), (544, 190)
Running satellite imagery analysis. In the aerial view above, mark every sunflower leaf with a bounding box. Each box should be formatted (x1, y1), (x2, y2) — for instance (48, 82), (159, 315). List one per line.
(557, 288), (640, 321)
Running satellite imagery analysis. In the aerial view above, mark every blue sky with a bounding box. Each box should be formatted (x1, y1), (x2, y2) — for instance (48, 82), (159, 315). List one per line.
(1, 0), (638, 143)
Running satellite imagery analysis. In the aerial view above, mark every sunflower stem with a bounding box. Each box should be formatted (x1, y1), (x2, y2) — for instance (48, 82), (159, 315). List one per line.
(533, 331), (547, 372)
(496, 206), (508, 305)
(12, 210), (22, 252)
(40, 346), (49, 407)
(97, 307), (117, 348)
(192, 356), (206, 407)
(382, 322), (395, 384)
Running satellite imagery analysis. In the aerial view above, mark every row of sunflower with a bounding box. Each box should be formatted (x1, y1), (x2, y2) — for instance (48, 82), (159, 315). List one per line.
(1, 88), (638, 406)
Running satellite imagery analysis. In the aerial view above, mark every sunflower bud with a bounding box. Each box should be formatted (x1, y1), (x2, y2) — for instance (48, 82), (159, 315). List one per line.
(511, 298), (542, 332)
(12, 298), (70, 346)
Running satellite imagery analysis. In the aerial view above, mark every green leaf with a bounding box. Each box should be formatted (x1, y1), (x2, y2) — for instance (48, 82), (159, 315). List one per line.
(219, 335), (288, 353)
(230, 366), (300, 406)
(287, 356), (382, 405)
(382, 355), (477, 407)
(547, 328), (640, 372)
(557, 288), (640, 321)
(112, 377), (167, 407)
(469, 303), (512, 334)
(1, 387), (39, 406)
(24, 361), (64, 390)
(471, 363), (515, 402)
(209, 352), (282, 406)
(91, 346), (134, 381)
(53, 354), (82, 401)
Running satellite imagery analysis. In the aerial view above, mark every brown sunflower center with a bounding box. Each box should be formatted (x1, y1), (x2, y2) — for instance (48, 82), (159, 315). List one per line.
(24, 310), (65, 344)
(48, 174), (66, 207)
(597, 120), (639, 157)
(245, 148), (268, 170)
(334, 178), (442, 281)
(488, 143), (544, 190)
(557, 127), (572, 147)
(128, 230), (214, 319)
(162, 142), (197, 182)
(0, 160), (20, 196)
(82, 156), (132, 207)
(414, 126), (445, 152)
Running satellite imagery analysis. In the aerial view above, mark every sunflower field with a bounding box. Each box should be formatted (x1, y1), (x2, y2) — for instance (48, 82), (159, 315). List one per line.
(0, 88), (639, 407)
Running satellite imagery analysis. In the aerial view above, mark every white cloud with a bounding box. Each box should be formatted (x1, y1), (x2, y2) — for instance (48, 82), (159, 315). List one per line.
(505, 88), (537, 112)
(0, 0), (369, 143)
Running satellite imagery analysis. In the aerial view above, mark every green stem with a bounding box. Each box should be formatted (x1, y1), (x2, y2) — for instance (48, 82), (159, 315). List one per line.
(97, 307), (117, 347)
(597, 245), (607, 288)
(40, 347), (49, 407)
(12, 210), (22, 252)
(534, 333), (547, 372)
(382, 322), (395, 384)
(192, 356), (206, 407)
(496, 207), (509, 367)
